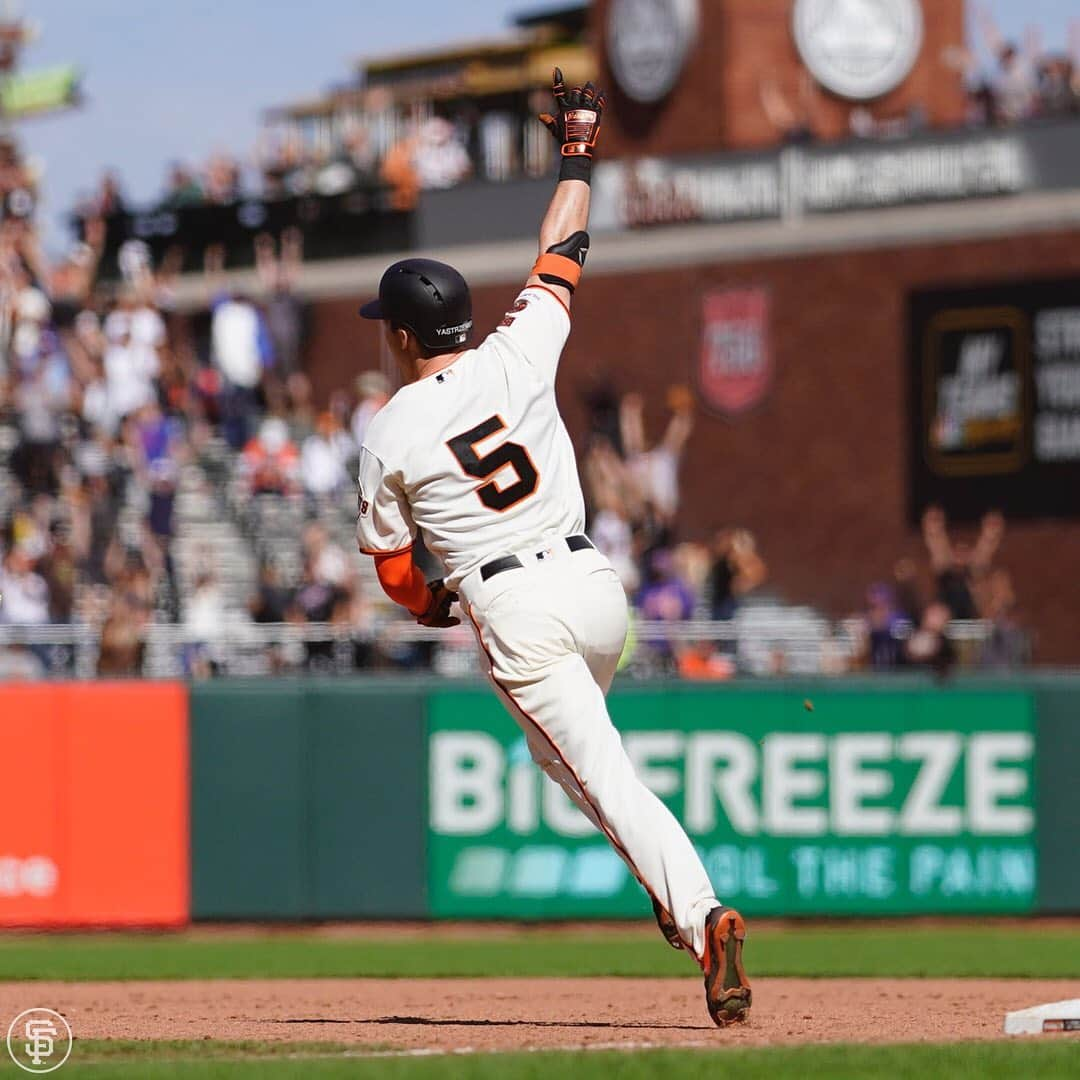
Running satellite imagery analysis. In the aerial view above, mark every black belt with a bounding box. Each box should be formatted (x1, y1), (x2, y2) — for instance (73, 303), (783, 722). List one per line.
(480, 535), (594, 582)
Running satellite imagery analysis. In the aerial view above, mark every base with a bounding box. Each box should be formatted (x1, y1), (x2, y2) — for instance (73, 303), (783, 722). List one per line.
(1004, 999), (1080, 1035)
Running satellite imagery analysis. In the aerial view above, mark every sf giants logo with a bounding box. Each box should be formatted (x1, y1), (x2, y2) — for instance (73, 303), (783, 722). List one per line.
(699, 288), (772, 417)
(7, 1007), (73, 1073)
(500, 299), (528, 328)
(24, 1021), (55, 1068)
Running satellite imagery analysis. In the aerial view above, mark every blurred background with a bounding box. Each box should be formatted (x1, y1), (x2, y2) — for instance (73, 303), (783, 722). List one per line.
(0, 0), (1078, 929)
(0, 0), (1078, 681)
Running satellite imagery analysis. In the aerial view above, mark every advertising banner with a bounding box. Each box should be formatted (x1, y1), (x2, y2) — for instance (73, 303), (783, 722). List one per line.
(427, 687), (1036, 918)
(0, 683), (189, 926)
(699, 288), (772, 417)
(909, 276), (1080, 520)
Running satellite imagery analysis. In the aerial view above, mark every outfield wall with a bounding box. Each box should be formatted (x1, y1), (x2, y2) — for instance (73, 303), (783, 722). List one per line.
(1, 677), (1078, 925)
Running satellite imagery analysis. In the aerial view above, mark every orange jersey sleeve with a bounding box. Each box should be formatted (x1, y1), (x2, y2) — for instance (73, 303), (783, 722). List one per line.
(374, 549), (431, 616)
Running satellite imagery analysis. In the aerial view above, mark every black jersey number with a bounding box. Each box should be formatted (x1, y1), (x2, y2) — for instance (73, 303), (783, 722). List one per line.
(447, 415), (539, 512)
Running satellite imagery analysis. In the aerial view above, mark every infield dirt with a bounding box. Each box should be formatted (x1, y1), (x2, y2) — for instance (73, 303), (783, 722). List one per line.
(1, 978), (1076, 1052)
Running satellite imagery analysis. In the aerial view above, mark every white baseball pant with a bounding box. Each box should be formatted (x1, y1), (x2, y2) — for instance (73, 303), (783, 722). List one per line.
(459, 538), (719, 961)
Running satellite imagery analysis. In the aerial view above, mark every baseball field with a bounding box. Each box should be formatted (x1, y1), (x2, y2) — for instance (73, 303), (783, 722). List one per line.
(1, 920), (1078, 1077)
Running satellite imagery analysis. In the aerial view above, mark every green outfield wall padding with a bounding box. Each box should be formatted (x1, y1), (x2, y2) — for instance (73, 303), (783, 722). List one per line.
(306, 684), (428, 917)
(186, 674), (1080, 920)
(190, 680), (427, 919)
(427, 679), (1039, 919)
(1034, 685), (1080, 913)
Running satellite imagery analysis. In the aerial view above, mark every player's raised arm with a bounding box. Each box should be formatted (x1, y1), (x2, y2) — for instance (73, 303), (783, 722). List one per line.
(525, 68), (606, 311)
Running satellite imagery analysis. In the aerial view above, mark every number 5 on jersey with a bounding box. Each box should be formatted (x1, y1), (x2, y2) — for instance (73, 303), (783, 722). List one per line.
(447, 415), (539, 512)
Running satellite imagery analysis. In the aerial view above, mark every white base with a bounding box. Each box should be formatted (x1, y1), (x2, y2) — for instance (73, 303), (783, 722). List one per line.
(1004, 999), (1080, 1035)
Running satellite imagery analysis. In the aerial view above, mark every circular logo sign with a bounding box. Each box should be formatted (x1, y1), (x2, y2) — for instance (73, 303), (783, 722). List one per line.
(7, 1009), (72, 1074)
(607, 0), (699, 105)
(793, 0), (924, 101)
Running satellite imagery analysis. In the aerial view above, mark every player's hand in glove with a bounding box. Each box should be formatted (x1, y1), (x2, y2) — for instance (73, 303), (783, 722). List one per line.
(540, 67), (606, 161)
(417, 579), (460, 628)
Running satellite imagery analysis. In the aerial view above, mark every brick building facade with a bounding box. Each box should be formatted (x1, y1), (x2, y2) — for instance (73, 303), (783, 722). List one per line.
(305, 222), (1080, 663)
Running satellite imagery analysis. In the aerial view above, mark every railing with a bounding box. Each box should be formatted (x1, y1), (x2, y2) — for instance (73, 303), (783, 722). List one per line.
(82, 185), (412, 278)
(79, 116), (1080, 282)
(0, 616), (1007, 680)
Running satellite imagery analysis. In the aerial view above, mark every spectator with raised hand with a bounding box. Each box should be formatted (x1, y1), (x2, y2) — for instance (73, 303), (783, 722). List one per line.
(921, 506), (1005, 621)
(621, 385), (694, 530)
(977, 5), (1039, 124)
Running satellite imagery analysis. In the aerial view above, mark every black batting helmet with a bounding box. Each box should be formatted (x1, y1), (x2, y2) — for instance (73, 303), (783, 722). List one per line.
(359, 258), (473, 354)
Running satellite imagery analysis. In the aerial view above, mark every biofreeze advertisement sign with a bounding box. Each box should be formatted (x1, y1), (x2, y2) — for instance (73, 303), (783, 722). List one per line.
(427, 689), (1036, 917)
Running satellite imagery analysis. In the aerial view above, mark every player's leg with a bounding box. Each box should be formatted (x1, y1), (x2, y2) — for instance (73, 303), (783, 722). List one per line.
(472, 566), (715, 960)
(562, 564), (689, 947)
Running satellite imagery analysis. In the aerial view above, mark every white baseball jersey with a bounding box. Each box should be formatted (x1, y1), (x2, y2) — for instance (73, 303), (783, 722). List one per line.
(356, 285), (586, 588)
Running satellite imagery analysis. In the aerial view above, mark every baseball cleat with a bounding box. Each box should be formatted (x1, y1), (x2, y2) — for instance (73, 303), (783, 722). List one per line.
(652, 898), (685, 950)
(703, 905), (751, 1026)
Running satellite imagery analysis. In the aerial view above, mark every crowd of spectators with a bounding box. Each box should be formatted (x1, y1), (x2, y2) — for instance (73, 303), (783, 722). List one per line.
(945, 9), (1080, 127)
(0, 138), (389, 678)
(74, 110), (478, 227)
(0, 185), (178, 679)
(0, 80), (1041, 684)
(578, 383), (767, 679)
(853, 509), (1028, 676)
(568, 378), (1030, 681)
(0, 227), (1034, 682)
(759, 10), (1080, 145)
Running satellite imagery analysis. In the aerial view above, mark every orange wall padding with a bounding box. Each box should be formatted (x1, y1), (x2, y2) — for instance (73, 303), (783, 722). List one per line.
(0, 682), (189, 926)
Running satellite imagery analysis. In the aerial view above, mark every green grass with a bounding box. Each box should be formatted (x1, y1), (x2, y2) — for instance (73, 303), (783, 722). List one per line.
(0, 925), (1078, 981)
(8, 1041), (1077, 1079)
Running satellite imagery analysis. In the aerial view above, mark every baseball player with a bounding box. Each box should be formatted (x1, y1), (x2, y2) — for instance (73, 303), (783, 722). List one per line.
(355, 70), (751, 1026)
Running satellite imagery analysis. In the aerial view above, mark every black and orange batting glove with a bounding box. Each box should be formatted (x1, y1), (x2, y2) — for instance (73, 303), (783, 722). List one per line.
(539, 67), (606, 184)
(417, 579), (460, 629)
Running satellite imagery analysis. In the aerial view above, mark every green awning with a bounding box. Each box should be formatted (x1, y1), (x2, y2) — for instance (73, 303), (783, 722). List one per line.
(1, 65), (81, 118)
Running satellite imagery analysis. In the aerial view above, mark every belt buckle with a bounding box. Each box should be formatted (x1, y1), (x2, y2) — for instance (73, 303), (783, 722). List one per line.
(535, 546), (553, 562)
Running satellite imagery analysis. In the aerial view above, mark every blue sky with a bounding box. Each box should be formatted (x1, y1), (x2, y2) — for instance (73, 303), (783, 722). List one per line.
(12, 0), (1080, 254)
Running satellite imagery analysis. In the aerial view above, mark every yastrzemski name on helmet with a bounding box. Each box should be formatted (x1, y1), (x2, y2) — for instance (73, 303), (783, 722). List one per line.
(359, 258), (473, 356)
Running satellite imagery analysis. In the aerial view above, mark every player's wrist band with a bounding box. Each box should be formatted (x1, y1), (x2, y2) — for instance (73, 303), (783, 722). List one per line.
(558, 155), (592, 184)
(532, 252), (582, 292)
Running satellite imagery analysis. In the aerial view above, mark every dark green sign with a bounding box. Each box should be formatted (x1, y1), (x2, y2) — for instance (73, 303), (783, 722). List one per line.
(427, 687), (1036, 917)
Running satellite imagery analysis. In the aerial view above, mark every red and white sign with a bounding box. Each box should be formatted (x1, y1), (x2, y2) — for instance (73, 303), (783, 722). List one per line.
(699, 288), (772, 416)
